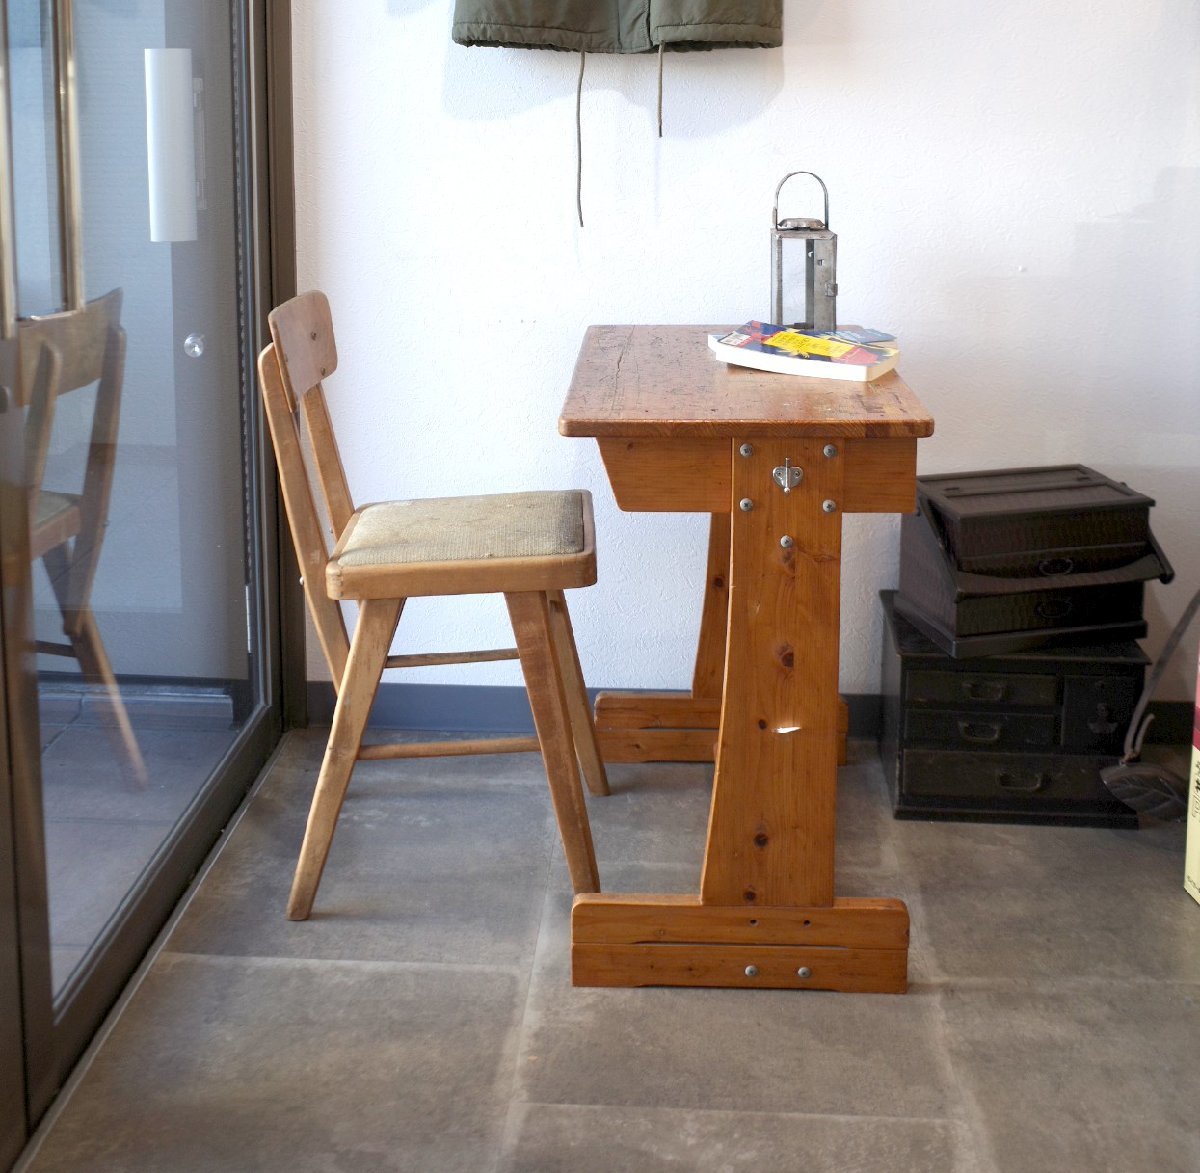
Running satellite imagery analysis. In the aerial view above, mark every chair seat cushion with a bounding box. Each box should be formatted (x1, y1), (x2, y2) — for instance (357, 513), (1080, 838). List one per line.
(338, 490), (585, 567)
(32, 489), (84, 558)
(35, 489), (79, 531)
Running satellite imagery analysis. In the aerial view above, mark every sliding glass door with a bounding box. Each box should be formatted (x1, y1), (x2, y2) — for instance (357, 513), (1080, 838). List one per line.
(0, 1), (293, 1160)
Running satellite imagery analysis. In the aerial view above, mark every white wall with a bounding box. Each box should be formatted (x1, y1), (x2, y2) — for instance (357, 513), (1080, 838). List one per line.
(293, 1), (1200, 701)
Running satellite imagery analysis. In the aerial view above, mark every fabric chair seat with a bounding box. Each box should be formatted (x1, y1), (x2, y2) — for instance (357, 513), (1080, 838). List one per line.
(328, 490), (596, 600)
(340, 490), (585, 566)
(35, 489), (79, 530)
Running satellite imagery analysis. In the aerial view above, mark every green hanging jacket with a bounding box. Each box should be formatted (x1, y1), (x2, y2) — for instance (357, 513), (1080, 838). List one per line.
(451, 1), (782, 53)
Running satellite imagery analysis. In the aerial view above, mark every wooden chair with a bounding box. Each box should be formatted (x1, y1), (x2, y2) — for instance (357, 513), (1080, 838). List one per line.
(19, 290), (147, 785)
(258, 291), (608, 920)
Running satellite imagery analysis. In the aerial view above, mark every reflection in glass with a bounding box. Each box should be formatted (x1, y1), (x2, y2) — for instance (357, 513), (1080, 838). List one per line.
(22, 291), (146, 786)
(9, 0), (259, 995)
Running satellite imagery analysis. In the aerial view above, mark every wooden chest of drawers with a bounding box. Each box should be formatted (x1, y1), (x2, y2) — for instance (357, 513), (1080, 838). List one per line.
(879, 591), (1145, 826)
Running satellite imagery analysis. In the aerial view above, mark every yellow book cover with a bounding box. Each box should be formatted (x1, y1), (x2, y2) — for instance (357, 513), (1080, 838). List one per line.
(1185, 645), (1200, 906)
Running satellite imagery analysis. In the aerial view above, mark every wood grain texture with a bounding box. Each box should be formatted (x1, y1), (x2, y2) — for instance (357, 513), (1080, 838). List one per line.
(547, 589), (610, 797)
(595, 729), (718, 763)
(561, 326), (934, 440)
(287, 596), (403, 920)
(700, 437), (843, 908)
(507, 591), (600, 894)
(572, 893), (909, 948)
(692, 513), (731, 697)
(593, 693), (720, 761)
(594, 692), (723, 729)
(597, 435), (918, 514)
(258, 344), (352, 688)
(597, 438), (728, 512)
(572, 943), (908, 993)
(299, 386), (355, 538)
(841, 437), (919, 513)
(268, 288), (337, 411)
(357, 736), (539, 760)
(383, 647), (519, 669)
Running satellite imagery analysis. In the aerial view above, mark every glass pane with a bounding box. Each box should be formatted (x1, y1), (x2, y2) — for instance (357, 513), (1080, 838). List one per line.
(8, 0), (61, 315)
(9, 0), (260, 995)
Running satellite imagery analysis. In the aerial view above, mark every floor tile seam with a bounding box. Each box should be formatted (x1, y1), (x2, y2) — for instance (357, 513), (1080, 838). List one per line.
(925, 979), (1004, 1173)
(888, 849), (953, 987)
(41, 815), (178, 828)
(56, 719), (235, 730)
(155, 948), (526, 978)
(510, 1099), (978, 1128)
(11, 735), (300, 1172)
(491, 827), (561, 1173)
(918, 973), (1200, 992)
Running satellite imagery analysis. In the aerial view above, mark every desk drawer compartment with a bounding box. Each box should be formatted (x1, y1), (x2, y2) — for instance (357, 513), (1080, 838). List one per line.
(905, 669), (1058, 709)
(903, 710), (1057, 750)
(964, 541), (1149, 579)
(952, 582), (1146, 637)
(901, 749), (1121, 805)
(1061, 674), (1141, 751)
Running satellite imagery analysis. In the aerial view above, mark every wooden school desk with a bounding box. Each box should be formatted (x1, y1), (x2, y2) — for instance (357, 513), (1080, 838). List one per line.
(560, 325), (935, 993)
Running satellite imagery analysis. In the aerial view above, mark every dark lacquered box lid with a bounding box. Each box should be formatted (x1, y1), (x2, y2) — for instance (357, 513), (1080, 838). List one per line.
(918, 465), (1154, 521)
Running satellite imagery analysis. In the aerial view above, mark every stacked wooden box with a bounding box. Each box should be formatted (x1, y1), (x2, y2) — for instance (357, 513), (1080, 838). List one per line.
(884, 465), (1172, 824)
(895, 465), (1171, 658)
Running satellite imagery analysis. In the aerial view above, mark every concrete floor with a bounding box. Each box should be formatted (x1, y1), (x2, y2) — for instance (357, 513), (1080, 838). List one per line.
(38, 693), (240, 993)
(18, 730), (1200, 1172)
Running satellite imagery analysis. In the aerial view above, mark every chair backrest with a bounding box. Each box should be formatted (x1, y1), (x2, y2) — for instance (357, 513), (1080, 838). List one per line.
(17, 289), (125, 553)
(260, 291), (357, 689)
(18, 288), (123, 401)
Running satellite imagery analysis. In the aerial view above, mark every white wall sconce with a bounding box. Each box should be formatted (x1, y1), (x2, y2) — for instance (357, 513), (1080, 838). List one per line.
(144, 47), (198, 242)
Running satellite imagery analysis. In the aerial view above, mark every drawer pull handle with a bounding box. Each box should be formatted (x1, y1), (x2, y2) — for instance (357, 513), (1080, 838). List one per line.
(1037, 557), (1075, 577)
(1035, 598), (1073, 620)
(996, 771), (1052, 793)
(958, 720), (1002, 744)
(1087, 702), (1118, 736)
(962, 679), (1007, 702)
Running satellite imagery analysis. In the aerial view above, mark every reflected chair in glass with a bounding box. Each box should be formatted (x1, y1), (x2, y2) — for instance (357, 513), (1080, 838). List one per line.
(258, 291), (608, 920)
(19, 289), (147, 786)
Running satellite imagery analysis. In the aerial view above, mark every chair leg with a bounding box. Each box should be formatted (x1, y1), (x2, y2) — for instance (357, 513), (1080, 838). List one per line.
(287, 596), (403, 920)
(506, 591), (600, 894)
(43, 545), (148, 787)
(547, 589), (609, 797)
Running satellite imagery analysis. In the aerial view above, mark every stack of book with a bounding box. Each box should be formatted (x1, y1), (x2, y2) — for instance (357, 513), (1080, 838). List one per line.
(707, 321), (898, 382)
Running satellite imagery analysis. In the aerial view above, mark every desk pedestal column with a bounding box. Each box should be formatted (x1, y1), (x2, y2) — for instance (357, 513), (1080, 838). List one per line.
(592, 514), (849, 766)
(573, 437), (909, 993)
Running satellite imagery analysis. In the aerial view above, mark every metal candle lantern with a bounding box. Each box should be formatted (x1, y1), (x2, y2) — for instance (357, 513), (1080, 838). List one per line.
(770, 171), (837, 332)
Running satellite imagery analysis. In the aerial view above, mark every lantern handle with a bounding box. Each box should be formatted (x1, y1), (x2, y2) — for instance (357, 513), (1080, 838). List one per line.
(773, 171), (830, 230)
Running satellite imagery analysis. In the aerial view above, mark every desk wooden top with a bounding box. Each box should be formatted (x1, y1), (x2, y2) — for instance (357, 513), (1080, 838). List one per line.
(560, 325), (935, 440)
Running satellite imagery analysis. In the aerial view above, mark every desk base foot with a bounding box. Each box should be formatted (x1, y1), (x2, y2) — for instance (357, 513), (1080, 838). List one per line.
(594, 692), (719, 762)
(572, 893), (909, 993)
(593, 692), (849, 765)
